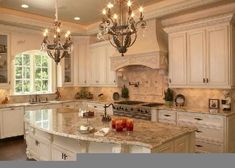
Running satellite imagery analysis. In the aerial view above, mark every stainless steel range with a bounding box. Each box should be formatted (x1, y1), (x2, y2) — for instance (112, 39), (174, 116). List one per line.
(113, 101), (164, 120)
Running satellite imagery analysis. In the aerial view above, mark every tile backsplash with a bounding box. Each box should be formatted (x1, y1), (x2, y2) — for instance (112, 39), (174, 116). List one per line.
(0, 64), (232, 110)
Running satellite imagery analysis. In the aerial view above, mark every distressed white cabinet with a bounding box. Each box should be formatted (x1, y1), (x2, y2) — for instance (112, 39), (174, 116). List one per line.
(206, 25), (229, 87)
(51, 144), (76, 161)
(166, 15), (234, 88)
(152, 109), (235, 153)
(74, 37), (90, 86)
(187, 29), (206, 86)
(90, 43), (107, 85)
(106, 44), (117, 85)
(89, 41), (117, 87)
(168, 32), (187, 86)
(0, 107), (24, 139)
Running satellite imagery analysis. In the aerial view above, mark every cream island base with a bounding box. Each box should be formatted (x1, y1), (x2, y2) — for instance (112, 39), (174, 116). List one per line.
(24, 108), (196, 161)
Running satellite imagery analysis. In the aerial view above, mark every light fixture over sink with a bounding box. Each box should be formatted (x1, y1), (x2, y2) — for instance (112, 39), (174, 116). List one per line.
(41, 0), (73, 65)
(97, 0), (147, 56)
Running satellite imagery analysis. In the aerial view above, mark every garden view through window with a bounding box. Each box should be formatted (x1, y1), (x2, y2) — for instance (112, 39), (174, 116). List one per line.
(14, 51), (52, 94)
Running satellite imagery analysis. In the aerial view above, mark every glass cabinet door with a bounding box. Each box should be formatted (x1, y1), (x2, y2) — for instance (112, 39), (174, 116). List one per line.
(0, 34), (8, 86)
(64, 53), (73, 84)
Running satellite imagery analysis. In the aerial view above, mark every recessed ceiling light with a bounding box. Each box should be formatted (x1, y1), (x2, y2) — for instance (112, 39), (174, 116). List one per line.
(74, 17), (80, 21)
(21, 4), (29, 8)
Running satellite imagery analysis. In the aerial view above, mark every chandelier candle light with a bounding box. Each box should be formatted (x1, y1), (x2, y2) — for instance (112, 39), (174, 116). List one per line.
(98, 0), (147, 56)
(41, 0), (73, 65)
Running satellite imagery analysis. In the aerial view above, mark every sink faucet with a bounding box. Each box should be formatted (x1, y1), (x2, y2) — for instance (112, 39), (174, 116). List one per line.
(102, 103), (114, 122)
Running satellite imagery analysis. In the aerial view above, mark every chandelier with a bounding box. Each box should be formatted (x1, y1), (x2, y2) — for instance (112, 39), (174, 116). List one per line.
(97, 0), (147, 56)
(41, 0), (73, 64)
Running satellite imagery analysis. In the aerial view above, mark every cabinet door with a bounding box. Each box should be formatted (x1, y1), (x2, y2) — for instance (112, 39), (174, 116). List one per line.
(2, 107), (24, 138)
(78, 42), (88, 85)
(52, 145), (76, 161)
(169, 33), (187, 87)
(90, 45), (107, 85)
(106, 45), (117, 86)
(206, 25), (229, 87)
(0, 34), (9, 88)
(187, 30), (206, 86)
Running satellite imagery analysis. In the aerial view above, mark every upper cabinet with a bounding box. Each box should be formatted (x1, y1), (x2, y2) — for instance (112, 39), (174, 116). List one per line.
(73, 37), (117, 87)
(168, 32), (187, 86)
(89, 41), (117, 87)
(0, 33), (10, 88)
(165, 14), (234, 89)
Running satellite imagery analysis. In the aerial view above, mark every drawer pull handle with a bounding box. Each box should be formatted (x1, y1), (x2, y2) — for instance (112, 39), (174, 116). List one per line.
(35, 140), (39, 146)
(94, 106), (97, 108)
(194, 118), (203, 121)
(196, 130), (202, 133)
(196, 144), (203, 148)
(164, 114), (171, 117)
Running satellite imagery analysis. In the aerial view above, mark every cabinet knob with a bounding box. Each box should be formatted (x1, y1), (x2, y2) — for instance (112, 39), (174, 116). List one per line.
(203, 78), (205, 83)
(113, 80), (116, 83)
(206, 78), (209, 83)
(194, 117), (203, 121)
(196, 130), (202, 133)
(196, 144), (203, 148)
(35, 140), (39, 146)
(164, 114), (171, 117)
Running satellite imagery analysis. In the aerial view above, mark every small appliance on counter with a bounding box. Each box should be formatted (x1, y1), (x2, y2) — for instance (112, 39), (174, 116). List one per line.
(221, 91), (231, 111)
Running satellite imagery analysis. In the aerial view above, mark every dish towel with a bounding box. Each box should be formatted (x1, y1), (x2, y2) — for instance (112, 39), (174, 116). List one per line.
(94, 128), (110, 136)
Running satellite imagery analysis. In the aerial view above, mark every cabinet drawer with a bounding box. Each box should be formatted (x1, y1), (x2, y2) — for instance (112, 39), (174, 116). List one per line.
(158, 110), (176, 123)
(177, 112), (224, 128)
(196, 126), (224, 143)
(195, 140), (224, 153)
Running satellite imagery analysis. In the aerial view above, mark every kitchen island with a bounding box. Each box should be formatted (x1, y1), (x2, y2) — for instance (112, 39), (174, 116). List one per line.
(24, 108), (196, 161)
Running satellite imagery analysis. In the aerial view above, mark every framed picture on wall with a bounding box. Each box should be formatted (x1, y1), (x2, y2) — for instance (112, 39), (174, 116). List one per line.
(209, 99), (220, 109)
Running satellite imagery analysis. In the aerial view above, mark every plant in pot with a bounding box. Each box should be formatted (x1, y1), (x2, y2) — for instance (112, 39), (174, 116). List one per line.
(121, 85), (129, 100)
(164, 88), (174, 106)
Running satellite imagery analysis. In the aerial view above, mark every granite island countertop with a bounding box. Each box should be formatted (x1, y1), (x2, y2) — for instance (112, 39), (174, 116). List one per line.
(24, 108), (196, 149)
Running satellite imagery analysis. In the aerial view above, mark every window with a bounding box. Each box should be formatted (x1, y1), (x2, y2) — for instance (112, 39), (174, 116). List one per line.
(14, 51), (53, 94)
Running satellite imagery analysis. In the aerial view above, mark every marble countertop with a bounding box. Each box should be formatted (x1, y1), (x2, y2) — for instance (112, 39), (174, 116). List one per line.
(24, 108), (196, 149)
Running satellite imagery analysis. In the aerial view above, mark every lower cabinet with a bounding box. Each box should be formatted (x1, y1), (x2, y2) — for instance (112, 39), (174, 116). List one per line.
(51, 144), (77, 161)
(0, 107), (24, 139)
(152, 109), (235, 153)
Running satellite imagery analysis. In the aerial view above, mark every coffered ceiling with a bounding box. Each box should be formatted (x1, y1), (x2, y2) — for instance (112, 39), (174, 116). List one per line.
(0, 0), (162, 25)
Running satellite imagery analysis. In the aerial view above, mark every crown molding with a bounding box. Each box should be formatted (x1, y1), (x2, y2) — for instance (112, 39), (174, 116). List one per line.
(162, 2), (235, 28)
(163, 13), (234, 34)
(0, 7), (87, 34)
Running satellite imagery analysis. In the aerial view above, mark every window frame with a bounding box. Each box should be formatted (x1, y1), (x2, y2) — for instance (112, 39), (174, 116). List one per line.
(13, 50), (54, 95)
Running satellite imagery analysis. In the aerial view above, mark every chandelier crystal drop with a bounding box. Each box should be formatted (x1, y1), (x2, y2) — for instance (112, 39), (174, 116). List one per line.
(97, 0), (147, 56)
(41, 0), (73, 64)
